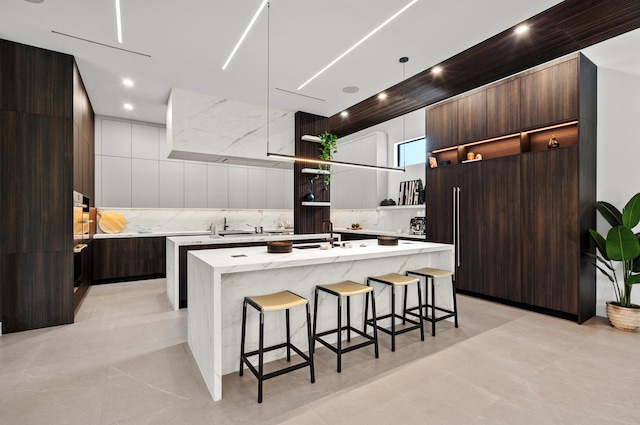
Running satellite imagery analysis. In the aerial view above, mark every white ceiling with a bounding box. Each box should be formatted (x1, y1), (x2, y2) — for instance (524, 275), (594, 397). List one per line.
(2, 0), (639, 126)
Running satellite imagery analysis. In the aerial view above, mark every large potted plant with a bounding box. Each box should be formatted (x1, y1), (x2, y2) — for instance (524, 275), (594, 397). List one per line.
(588, 192), (640, 331)
(317, 132), (337, 189)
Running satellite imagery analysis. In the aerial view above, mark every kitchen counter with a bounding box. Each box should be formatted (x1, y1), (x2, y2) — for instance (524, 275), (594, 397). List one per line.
(338, 228), (425, 239)
(187, 238), (453, 401)
(93, 230), (211, 239)
(166, 233), (333, 310)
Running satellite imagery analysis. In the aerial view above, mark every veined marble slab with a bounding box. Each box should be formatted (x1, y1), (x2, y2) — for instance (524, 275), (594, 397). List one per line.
(187, 239), (454, 401)
(166, 233), (332, 311)
(167, 88), (294, 167)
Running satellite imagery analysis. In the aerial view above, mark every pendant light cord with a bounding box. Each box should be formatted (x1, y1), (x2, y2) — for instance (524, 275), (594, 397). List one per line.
(266, 2), (270, 153)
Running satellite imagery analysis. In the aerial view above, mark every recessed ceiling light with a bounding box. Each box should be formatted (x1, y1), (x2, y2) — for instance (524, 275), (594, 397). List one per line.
(340, 111), (349, 117)
(515, 24), (529, 34)
(222, 0), (268, 70)
(432, 66), (442, 75)
(378, 93), (387, 100)
(343, 86), (359, 94)
(115, 0), (123, 43)
(298, 0), (419, 90)
(122, 78), (134, 87)
(124, 103), (133, 110)
(24, 0), (44, 3)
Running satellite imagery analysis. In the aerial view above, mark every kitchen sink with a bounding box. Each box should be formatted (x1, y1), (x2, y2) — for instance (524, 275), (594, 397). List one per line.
(218, 230), (256, 236)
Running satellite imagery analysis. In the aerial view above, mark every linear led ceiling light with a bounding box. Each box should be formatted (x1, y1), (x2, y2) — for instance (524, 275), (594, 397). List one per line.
(222, 0), (269, 70)
(297, 0), (419, 90)
(266, 153), (405, 173)
(115, 0), (123, 43)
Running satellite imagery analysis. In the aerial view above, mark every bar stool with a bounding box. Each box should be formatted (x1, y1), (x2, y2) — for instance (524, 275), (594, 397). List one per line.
(405, 267), (458, 336)
(365, 273), (424, 352)
(312, 280), (379, 373)
(239, 290), (315, 403)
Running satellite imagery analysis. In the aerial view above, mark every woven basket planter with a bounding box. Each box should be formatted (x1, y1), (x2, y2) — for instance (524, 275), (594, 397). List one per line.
(606, 302), (640, 332)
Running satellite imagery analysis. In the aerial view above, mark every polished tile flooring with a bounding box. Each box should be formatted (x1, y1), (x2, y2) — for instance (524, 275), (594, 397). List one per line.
(1, 278), (639, 424)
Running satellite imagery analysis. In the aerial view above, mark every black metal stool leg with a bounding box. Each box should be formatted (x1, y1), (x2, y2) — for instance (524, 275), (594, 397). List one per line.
(240, 299), (247, 376)
(402, 285), (408, 324)
(312, 287), (319, 354)
(337, 296), (342, 372)
(371, 290), (379, 358)
(258, 311), (265, 403)
(286, 309), (291, 361)
(364, 279), (370, 333)
(306, 303), (315, 383)
(391, 285), (396, 352)
(430, 277), (436, 337)
(417, 278), (425, 341)
(452, 275), (459, 328)
(346, 296), (351, 342)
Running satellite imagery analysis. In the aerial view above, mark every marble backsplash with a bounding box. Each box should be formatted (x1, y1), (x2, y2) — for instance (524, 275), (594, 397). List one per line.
(96, 206), (425, 234)
(331, 206), (425, 233)
(96, 209), (294, 234)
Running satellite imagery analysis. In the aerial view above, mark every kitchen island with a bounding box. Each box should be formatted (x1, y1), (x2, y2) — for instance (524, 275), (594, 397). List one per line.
(187, 238), (453, 401)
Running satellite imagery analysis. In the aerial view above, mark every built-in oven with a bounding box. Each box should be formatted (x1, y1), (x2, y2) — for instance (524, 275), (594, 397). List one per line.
(73, 191), (90, 287)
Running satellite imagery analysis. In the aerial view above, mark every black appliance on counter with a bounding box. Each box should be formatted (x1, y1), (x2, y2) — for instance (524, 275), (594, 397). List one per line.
(410, 217), (426, 235)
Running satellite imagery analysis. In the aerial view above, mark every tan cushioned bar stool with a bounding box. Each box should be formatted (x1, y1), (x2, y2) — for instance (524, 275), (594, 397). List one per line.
(366, 273), (424, 352)
(313, 280), (379, 373)
(405, 267), (458, 336)
(239, 290), (315, 403)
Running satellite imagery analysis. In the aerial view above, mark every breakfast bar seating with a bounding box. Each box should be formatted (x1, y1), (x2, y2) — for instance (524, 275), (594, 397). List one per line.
(239, 290), (315, 403)
(313, 280), (379, 373)
(366, 273), (424, 352)
(405, 267), (458, 336)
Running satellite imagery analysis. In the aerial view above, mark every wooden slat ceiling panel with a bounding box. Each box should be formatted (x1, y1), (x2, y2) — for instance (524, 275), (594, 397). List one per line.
(328, 0), (640, 137)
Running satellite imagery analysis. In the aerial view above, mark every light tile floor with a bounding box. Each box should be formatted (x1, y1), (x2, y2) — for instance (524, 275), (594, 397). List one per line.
(1, 279), (638, 424)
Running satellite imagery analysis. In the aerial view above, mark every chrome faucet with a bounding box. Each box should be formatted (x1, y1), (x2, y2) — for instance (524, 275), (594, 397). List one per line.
(322, 219), (333, 248)
(223, 217), (229, 231)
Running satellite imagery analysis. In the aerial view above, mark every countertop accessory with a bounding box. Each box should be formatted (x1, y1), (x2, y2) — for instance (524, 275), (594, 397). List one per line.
(377, 236), (399, 246)
(267, 240), (293, 253)
(548, 134), (559, 148)
(97, 209), (126, 234)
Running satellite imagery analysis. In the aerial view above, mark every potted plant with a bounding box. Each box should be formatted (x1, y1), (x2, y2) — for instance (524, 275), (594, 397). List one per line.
(588, 192), (640, 331)
(317, 132), (338, 189)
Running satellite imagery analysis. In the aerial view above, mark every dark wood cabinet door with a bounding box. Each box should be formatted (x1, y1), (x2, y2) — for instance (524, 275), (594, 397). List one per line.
(486, 79), (520, 137)
(425, 166), (455, 244)
(521, 147), (579, 314)
(480, 156), (521, 301)
(520, 59), (578, 129)
(93, 238), (137, 280)
(426, 100), (457, 151)
(457, 91), (486, 143)
(455, 162), (484, 292)
(137, 237), (166, 276)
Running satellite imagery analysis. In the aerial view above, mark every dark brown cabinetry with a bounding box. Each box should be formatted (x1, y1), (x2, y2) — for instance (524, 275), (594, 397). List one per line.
(425, 53), (596, 323)
(520, 58), (578, 129)
(426, 100), (457, 152)
(486, 79), (520, 138)
(1, 39), (94, 333)
(93, 237), (166, 282)
(457, 91), (486, 144)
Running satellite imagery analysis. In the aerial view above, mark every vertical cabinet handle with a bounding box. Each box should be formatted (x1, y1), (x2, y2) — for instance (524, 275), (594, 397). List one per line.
(457, 187), (461, 267)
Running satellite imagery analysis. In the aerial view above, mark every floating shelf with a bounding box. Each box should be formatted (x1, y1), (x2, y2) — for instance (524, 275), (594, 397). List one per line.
(301, 167), (330, 175)
(301, 201), (331, 207)
(301, 135), (322, 143)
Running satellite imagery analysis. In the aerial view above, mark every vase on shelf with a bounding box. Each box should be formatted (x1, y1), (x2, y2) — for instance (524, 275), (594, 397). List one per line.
(548, 134), (559, 149)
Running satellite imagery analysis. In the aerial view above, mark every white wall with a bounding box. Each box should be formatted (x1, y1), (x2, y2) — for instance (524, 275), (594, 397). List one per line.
(594, 67), (640, 315)
(95, 116), (293, 209)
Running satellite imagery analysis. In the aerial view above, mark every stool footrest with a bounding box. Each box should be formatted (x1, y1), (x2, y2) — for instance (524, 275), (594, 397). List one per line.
(241, 342), (312, 382)
(315, 326), (376, 355)
(366, 313), (422, 336)
(405, 307), (456, 323)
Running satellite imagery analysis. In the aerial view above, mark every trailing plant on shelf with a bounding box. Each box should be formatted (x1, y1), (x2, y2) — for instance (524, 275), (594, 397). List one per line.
(588, 192), (640, 330)
(317, 132), (338, 189)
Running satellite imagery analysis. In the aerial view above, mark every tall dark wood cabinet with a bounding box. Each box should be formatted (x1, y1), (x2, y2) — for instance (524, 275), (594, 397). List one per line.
(0, 39), (94, 333)
(426, 100), (457, 152)
(425, 53), (596, 323)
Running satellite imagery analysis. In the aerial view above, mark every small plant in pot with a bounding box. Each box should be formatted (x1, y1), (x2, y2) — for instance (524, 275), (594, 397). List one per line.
(317, 132), (338, 189)
(588, 192), (640, 331)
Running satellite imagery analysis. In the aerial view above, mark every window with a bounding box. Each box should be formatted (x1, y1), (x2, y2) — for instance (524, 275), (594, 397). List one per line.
(396, 137), (426, 167)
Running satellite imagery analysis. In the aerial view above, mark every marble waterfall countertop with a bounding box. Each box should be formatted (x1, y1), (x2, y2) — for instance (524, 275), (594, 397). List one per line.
(187, 238), (454, 401)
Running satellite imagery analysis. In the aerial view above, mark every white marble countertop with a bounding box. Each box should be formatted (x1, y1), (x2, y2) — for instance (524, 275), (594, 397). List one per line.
(167, 232), (332, 246)
(189, 238), (450, 272)
(337, 228), (426, 239)
(93, 230), (211, 239)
